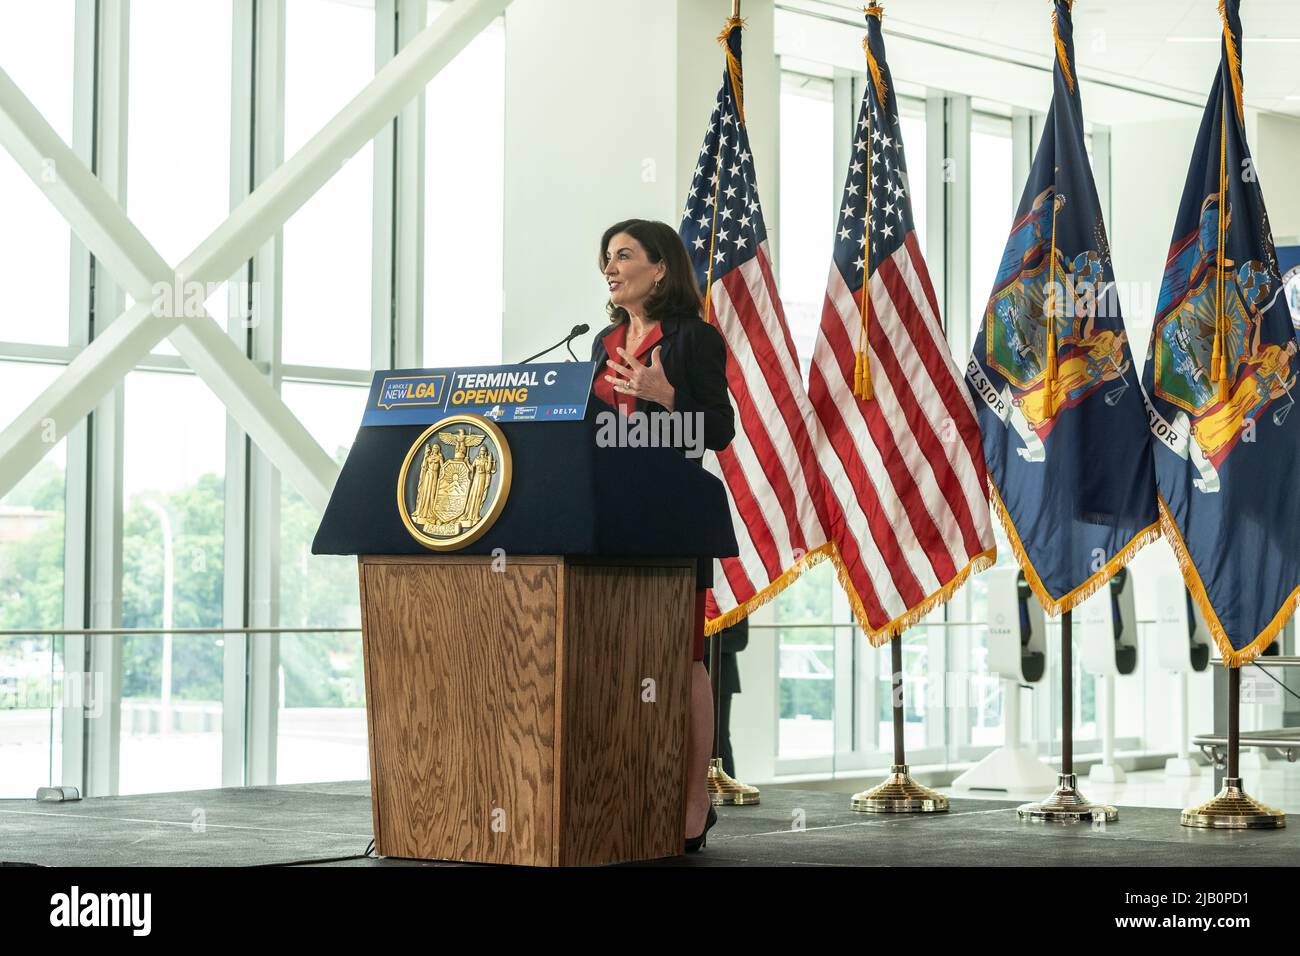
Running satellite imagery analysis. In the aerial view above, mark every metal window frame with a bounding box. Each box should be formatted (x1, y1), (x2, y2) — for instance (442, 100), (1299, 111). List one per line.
(3, 0), (508, 796)
(59, 0), (105, 796)
(81, 0), (129, 799)
(374, 0), (426, 371)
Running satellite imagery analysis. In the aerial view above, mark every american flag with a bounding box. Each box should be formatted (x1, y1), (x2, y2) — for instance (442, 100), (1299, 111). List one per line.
(807, 6), (996, 641)
(681, 17), (837, 631)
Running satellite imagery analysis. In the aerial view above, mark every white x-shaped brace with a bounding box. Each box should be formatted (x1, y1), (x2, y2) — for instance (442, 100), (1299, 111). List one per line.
(0, 0), (509, 511)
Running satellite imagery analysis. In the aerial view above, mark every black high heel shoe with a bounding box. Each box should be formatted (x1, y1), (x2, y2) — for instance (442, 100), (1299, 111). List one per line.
(685, 806), (717, 854)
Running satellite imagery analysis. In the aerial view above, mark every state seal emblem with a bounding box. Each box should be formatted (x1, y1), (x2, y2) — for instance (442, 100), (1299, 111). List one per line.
(396, 414), (512, 550)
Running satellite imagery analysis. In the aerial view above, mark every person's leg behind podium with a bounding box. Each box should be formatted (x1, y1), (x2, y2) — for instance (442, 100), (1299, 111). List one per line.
(686, 591), (713, 842)
(687, 661), (713, 834)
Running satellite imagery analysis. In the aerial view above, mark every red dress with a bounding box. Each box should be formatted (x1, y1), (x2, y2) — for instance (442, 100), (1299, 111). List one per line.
(592, 321), (663, 414)
(592, 322), (706, 663)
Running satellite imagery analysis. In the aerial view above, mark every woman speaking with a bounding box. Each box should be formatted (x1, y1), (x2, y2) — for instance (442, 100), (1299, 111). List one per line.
(591, 218), (735, 853)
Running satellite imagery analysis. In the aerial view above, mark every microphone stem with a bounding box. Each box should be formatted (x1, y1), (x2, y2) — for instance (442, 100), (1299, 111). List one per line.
(518, 341), (564, 364)
(519, 327), (587, 364)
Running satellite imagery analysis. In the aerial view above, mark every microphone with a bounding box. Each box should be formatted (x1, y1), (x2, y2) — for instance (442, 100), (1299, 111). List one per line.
(518, 324), (590, 364)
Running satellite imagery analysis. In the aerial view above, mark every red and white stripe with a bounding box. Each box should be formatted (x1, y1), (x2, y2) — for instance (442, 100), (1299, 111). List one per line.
(705, 239), (836, 620)
(809, 233), (996, 639)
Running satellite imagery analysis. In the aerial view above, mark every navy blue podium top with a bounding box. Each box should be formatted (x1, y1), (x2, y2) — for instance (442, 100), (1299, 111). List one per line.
(311, 407), (739, 561)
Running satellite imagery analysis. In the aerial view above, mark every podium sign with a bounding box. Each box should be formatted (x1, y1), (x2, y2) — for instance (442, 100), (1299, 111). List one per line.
(362, 362), (595, 427)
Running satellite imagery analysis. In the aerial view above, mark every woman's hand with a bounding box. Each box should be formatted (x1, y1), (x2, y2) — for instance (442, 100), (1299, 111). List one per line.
(605, 346), (675, 411)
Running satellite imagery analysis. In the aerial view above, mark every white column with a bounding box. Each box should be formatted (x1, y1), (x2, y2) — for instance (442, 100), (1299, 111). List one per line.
(58, 0), (102, 797)
(731, 600), (778, 784)
(1254, 112), (1300, 241)
(941, 94), (970, 352)
(501, 0), (777, 363)
(1089, 673), (1126, 783)
(1106, 116), (1200, 367)
(242, 0), (287, 788)
(84, 0), (130, 798)
(924, 92), (946, 312)
(373, 0), (427, 370)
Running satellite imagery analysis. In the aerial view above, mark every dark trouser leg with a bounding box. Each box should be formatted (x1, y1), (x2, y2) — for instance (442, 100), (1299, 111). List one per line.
(718, 688), (735, 778)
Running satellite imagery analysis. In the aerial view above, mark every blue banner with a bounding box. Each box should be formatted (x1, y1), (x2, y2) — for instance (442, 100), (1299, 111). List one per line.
(1141, 0), (1300, 664)
(964, 0), (1157, 615)
(361, 362), (595, 427)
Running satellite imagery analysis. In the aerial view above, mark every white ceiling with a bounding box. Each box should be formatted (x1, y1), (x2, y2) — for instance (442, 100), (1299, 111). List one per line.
(800, 0), (1300, 115)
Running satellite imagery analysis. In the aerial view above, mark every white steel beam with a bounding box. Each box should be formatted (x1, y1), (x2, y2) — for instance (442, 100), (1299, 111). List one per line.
(0, 0), (511, 509)
(175, 0), (509, 294)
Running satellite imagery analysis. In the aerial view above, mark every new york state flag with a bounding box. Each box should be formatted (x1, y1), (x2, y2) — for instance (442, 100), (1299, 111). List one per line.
(1142, 0), (1300, 665)
(965, 0), (1158, 616)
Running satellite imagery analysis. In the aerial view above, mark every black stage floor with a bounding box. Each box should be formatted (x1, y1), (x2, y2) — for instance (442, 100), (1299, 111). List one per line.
(3, 781), (1297, 867)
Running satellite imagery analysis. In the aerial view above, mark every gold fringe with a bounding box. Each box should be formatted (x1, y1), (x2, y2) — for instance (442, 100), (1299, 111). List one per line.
(987, 478), (1161, 617)
(1052, 5), (1075, 94)
(862, 36), (888, 109)
(704, 542), (835, 635)
(1219, 0), (1245, 123)
(1157, 494), (1297, 668)
(705, 539), (997, 646)
(717, 15), (747, 126)
(841, 546), (998, 647)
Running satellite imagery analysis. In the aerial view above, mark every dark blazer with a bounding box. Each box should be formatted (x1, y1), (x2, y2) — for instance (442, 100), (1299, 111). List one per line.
(590, 310), (735, 458)
(704, 618), (747, 694)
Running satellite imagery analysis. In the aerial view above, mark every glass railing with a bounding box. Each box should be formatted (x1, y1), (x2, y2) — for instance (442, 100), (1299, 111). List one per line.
(756, 616), (1163, 777)
(0, 626), (363, 797)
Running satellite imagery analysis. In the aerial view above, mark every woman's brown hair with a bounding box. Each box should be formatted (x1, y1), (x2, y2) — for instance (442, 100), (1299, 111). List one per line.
(599, 219), (704, 325)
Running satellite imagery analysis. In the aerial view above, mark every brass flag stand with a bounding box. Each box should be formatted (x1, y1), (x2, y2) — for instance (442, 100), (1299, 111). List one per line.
(1181, 666), (1285, 828)
(1017, 612), (1118, 822)
(706, 624), (759, 805)
(850, 635), (948, 813)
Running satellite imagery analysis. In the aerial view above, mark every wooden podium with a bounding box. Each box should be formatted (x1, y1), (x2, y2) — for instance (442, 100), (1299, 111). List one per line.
(358, 553), (695, 866)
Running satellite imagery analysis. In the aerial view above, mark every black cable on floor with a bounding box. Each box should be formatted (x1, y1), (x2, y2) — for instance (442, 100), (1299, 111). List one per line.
(253, 839), (378, 868)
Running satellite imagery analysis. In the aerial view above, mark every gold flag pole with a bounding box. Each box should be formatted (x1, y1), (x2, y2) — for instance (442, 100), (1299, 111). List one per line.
(843, 0), (941, 813)
(1016, 610), (1118, 822)
(1007, 0), (1117, 827)
(1179, 0), (1282, 832)
(705, 0), (761, 809)
(1182, 666), (1284, 828)
(851, 633), (949, 813)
